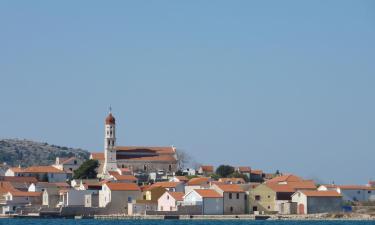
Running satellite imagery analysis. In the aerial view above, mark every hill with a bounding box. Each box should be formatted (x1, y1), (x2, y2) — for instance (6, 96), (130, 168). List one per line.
(0, 139), (90, 167)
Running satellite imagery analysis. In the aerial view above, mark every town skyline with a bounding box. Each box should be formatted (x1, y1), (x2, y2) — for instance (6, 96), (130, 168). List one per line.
(1, 1), (374, 184)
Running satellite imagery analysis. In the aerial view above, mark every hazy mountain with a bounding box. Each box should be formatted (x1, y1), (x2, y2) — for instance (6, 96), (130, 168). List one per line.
(0, 139), (90, 167)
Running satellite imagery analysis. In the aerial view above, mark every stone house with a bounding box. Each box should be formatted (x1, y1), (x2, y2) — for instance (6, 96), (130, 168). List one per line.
(292, 190), (342, 214)
(211, 184), (247, 214)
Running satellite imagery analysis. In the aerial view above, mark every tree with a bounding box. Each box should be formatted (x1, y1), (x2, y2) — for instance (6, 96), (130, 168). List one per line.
(73, 159), (99, 179)
(176, 149), (192, 170)
(215, 165), (235, 178)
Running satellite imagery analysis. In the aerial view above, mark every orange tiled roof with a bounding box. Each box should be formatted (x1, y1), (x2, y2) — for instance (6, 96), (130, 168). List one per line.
(215, 184), (245, 193)
(8, 167), (24, 173)
(187, 177), (210, 186)
(91, 153), (105, 161)
(338, 185), (375, 190)
(168, 192), (184, 201)
(266, 181), (316, 193)
(175, 176), (189, 182)
(238, 167), (251, 173)
(115, 146), (175, 154)
(152, 182), (181, 188)
(0, 181), (19, 194)
(301, 190), (341, 197)
(22, 166), (66, 173)
(117, 155), (177, 162)
(200, 165), (214, 172)
(60, 157), (77, 164)
(266, 174), (302, 183)
(105, 183), (141, 191)
(195, 189), (222, 198)
(251, 170), (263, 175)
(8, 191), (42, 197)
(112, 174), (137, 181)
(0, 176), (38, 183)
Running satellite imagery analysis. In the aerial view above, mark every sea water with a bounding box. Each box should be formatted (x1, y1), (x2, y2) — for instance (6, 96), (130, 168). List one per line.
(0, 219), (374, 225)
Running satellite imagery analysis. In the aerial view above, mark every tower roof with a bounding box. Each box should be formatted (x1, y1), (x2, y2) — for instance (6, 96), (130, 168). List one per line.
(105, 113), (116, 125)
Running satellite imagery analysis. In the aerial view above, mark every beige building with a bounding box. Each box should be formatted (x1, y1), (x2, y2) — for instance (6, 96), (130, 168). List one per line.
(212, 184), (247, 214)
(99, 182), (141, 214)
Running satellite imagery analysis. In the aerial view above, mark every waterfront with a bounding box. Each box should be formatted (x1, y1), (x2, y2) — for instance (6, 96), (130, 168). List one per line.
(1, 219), (375, 225)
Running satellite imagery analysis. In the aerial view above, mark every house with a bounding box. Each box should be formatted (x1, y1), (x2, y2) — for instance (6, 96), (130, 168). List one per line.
(53, 157), (83, 173)
(236, 167), (251, 179)
(183, 189), (223, 215)
(1, 191), (42, 214)
(212, 184), (247, 214)
(292, 190), (342, 214)
(42, 188), (60, 207)
(318, 184), (375, 202)
(128, 200), (158, 215)
(198, 165), (214, 176)
(151, 182), (184, 193)
(158, 191), (184, 211)
(5, 166), (69, 182)
(182, 168), (196, 176)
(59, 189), (98, 207)
(99, 183), (141, 214)
(249, 170), (264, 183)
(109, 171), (138, 183)
(185, 177), (211, 194)
(142, 186), (166, 202)
(169, 176), (189, 183)
(249, 180), (316, 214)
(218, 178), (246, 185)
(28, 182), (70, 192)
(84, 192), (99, 207)
(71, 179), (101, 190)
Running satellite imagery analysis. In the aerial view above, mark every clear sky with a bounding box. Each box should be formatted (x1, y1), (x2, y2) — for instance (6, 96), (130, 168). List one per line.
(0, 1), (374, 184)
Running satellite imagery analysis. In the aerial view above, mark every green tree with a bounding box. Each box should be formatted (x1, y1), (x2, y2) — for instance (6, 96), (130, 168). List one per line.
(73, 159), (99, 179)
(215, 165), (235, 178)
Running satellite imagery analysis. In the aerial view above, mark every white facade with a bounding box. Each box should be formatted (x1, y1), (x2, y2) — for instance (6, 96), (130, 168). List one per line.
(318, 185), (375, 202)
(183, 190), (223, 215)
(157, 192), (183, 211)
(60, 190), (98, 206)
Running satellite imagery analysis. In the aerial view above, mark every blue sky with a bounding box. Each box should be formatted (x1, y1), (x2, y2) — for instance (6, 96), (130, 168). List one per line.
(0, 1), (374, 184)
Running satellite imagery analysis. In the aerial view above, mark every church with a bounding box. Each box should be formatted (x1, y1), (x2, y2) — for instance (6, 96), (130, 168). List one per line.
(90, 111), (178, 177)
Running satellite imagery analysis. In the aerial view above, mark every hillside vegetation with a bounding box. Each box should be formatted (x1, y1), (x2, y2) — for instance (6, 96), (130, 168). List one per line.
(0, 139), (90, 167)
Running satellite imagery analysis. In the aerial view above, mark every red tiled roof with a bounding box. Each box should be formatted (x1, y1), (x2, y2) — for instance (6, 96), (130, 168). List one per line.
(266, 174), (302, 183)
(200, 165), (214, 172)
(301, 190), (341, 197)
(115, 146), (175, 154)
(8, 167), (24, 173)
(238, 167), (251, 173)
(194, 189), (222, 198)
(22, 166), (66, 173)
(338, 185), (375, 190)
(0, 176), (38, 183)
(266, 181), (316, 193)
(91, 153), (105, 161)
(60, 157), (77, 164)
(105, 183), (140, 191)
(168, 192), (184, 201)
(105, 113), (116, 125)
(251, 170), (263, 175)
(174, 176), (189, 182)
(0, 181), (19, 194)
(8, 191), (42, 197)
(187, 177), (210, 186)
(111, 174), (137, 181)
(215, 184), (245, 193)
(152, 182), (181, 189)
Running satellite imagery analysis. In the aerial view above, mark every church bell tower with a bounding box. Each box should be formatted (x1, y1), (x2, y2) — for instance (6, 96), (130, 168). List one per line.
(102, 108), (118, 175)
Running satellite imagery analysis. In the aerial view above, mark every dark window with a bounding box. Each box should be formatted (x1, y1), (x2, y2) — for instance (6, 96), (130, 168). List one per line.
(144, 165), (147, 171)
(230, 206), (233, 212)
(268, 195), (271, 198)
(74, 160), (77, 165)
(229, 193), (232, 199)
(357, 191), (361, 194)
(236, 193), (239, 199)
(253, 206), (258, 212)
(169, 164), (172, 171)
(368, 191), (372, 194)
(255, 195), (261, 201)
(267, 206), (270, 209)
(244, 195), (247, 200)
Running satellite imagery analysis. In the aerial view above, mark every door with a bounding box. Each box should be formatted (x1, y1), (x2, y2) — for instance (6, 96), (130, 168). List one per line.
(298, 204), (305, 214)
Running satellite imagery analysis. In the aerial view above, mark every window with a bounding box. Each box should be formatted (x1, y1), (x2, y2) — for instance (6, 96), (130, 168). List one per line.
(229, 193), (232, 199)
(244, 195), (247, 200)
(268, 195), (271, 198)
(74, 160), (77, 165)
(253, 206), (258, 212)
(267, 206), (270, 209)
(230, 206), (233, 212)
(255, 195), (261, 201)
(169, 165), (172, 172)
(236, 193), (239, 199)
(144, 165), (147, 171)
(167, 195), (169, 200)
(368, 191), (372, 194)
(357, 191), (361, 194)
(128, 197), (132, 202)
(122, 164), (125, 168)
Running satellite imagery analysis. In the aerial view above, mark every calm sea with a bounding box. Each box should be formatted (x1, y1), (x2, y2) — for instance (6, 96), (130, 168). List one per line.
(0, 219), (374, 225)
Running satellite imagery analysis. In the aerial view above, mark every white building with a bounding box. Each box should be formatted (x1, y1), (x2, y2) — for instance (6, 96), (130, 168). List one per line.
(292, 190), (342, 214)
(158, 191), (184, 211)
(53, 157), (83, 173)
(318, 185), (375, 202)
(183, 189), (223, 215)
